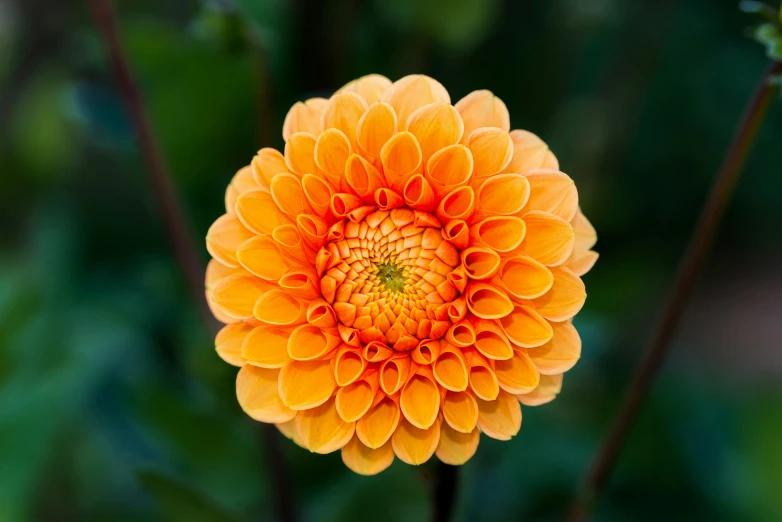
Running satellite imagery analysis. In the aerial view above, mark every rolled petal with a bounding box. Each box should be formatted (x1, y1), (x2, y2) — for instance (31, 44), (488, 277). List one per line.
(433, 346), (469, 392)
(251, 148), (289, 188)
(403, 174), (436, 212)
(271, 224), (312, 265)
(468, 357), (500, 401)
(426, 144), (473, 198)
(523, 169), (578, 221)
(406, 102), (464, 161)
(391, 417), (441, 466)
(287, 324), (340, 360)
(301, 174), (334, 218)
(237, 365), (296, 423)
(527, 321), (581, 375)
(271, 172), (313, 217)
(461, 247), (501, 280)
(468, 127), (513, 182)
(226, 166), (260, 212)
(235, 189), (287, 235)
(336, 373), (377, 422)
(503, 130), (558, 173)
(380, 356), (411, 395)
(412, 339), (441, 365)
(477, 389), (522, 441)
(455, 90), (510, 141)
(278, 268), (320, 301)
(356, 101), (398, 161)
(442, 390), (478, 433)
(495, 348), (540, 394)
(400, 372), (440, 429)
(469, 216), (526, 253)
(517, 373), (563, 406)
(321, 91), (368, 150)
(242, 324), (293, 368)
(284, 132), (317, 176)
(531, 266), (586, 322)
(206, 214), (254, 268)
(212, 274), (270, 320)
(444, 320), (476, 348)
(333, 345), (367, 386)
(442, 220), (470, 250)
(382, 74), (450, 130)
(436, 425), (480, 466)
(374, 187), (405, 210)
(473, 320), (514, 360)
(499, 304), (553, 348)
(496, 255), (553, 300)
(474, 173), (530, 221)
(295, 398), (355, 454)
(465, 282), (513, 319)
(436, 186), (475, 224)
(215, 322), (252, 366)
(253, 289), (306, 326)
(341, 435), (395, 476)
(339, 74), (393, 105)
(356, 395), (401, 449)
(306, 299), (337, 328)
(282, 98), (327, 141)
(345, 154), (386, 202)
(297, 214), (330, 251)
(314, 128), (352, 184)
(236, 235), (291, 281)
(521, 210), (575, 266)
(380, 131), (422, 191)
(278, 359), (337, 410)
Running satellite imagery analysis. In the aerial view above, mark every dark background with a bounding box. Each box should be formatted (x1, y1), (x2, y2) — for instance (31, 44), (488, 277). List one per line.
(2, 0), (781, 521)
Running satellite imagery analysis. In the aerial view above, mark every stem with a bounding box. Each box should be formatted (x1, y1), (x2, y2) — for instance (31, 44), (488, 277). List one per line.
(87, 2), (296, 521)
(567, 60), (782, 522)
(432, 463), (459, 522)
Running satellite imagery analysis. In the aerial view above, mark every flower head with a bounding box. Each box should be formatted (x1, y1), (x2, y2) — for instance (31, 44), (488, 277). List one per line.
(206, 74), (597, 475)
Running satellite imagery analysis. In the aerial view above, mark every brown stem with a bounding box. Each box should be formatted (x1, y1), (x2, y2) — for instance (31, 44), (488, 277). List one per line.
(87, 2), (296, 521)
(432, 462), (459, 522)
(567, 60), (782, 522)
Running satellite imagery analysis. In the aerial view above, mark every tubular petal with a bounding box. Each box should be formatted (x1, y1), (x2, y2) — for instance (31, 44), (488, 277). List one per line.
(336, 377), (376, 422)
(400, 373), (440, 429)
(345, 154), (385, 202)
(287, 324), (340, 360)
(477, 389), (521, 441)
(496, 255), (554, 299)
(475, 174), (530, 220)
(284, 132), (318, 176)
(406, 102), (464, 161)
(426, 144), (473, 197)
(380, 131), (422, 191)
(215, 322), (252, 367)
(297, 214), (330, 251)
(465, 282), (513, 319)
(468, 127), (514, 182)
(412, 339), (441, 365)
(315, 128), (352, 180)
(523, 170), (578, 221)
(454, 90), (510, 140)
(206, 214), (254, 268)
(435, 425), (480, 465)
(321, 91), (368, 150)
(251, 148), (288, 187)
(282, 98), (327, 141)
(495, 348), (540, 394)
(278, 359), (337, 410)
(503, 130), (558, 173)
(306, 299), (337, 328)
(499, 304), (554, 348)
(380, 356), (411, 395)
(436, 186), (475, 224)
(473, 321), (514, 360)
(356, 396), (401, 449)
(356, 101), (398, 160)
(212, 274), (270, 320)
(444, 320), (476, 348)
(469, 216), (526, 253)
(469, 364), (500, 401)
(271, 173), (313, 217)
(278, 268), (320, 300)
(461, 247), (501, 280)
(382, 74), (450, 130)
(236, 235), (291, 281)
(295, 398), (355, 454)
(531, 266), (586, 322)
(341, 435), (395, 476)
(391, 417), (441, 466)
(517, 373), (564, 406)
(236, 189), (287, 235)
(433, 346), (469, 392)
(333, 346), (367, 386)
(236, 365), (296, 423)
(403, 174), (436, 211)
(226, 166), (259, 212)
(521, 211), (575, 266)
(527, 321), (581, 375)
(442, 220), (470, 250)
(301, 174), (334, 218)
(442, 390), (479, 433)
(253, 289), (306, 326)
(243, 324), (293, 368)
(339, 74), (393, 105)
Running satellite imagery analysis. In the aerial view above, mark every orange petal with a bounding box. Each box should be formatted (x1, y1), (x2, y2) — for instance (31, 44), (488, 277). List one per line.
(531, 266), (586, 322)
(356, 101), (398, 161)
(403, 174), (436, 212)
(333, 345), (367, 386)
(461, 247), (501, 280)
(374, 187), (405, 210)
(455, 90), (510, 141)
(499, 304), (553, 348)
(284, 132), (317, 176)
(278, 268), (319, 301)
(339, 74), (392, 105)
(382, 74), (450, 130)
(496, 255), (554, 300)
(523, 169), (578, 221)
(276, 418), (306, 447)
(469, 216), (526, 253)
(226, 165), (259, 212)
(517, 373), (564, 406)
(212, 274), (270, 320)
(433, 346), (469, 392)
(321, 91), (368, 150)
(297, 214), (330, 251)
(406, 102), (464, 161)
(495, 348), (540, 394)
(444, 320), (476, 348)
(215, 322), (252, 367)
(287, 324), (340, 361)
(301, 174), (334, 218)
(380, 356), (411, 395)
(271, 224), (311, 265)
(380, 131), (422, 191)
(465, 282), (513, 319)
(477, 389), (521, 441)
(468, 127), (513, 182)
(278, 359), (336, 410)
(436, 185), (475, 224)
(442, 220), (470, 250)
(306, 299), (337, 328)
(295, 398), (355, 454)
(341, 435), (395, 475)
(314, 128), (352, 181)
(412, 339), (441, 365)
(565, 250), (599, 277)
(442, 390), (478, 433)
(242, 324), (293, 368)
(336, 374), (377, 422)
(236, 365), (296, 423)
(282, 98), (327, 141)
(503, 130), (559, 173)
(206, 214), (254, 268)
(473, 320), (514, 360)
(521, 210), (575, 266)
(392, 417), (441, 466)
(527, 321), (581, 375)
(435, 425), (480, 465)
(236, 235), (291, 281)
(271, 172), (314, 217)
(468, 360), (499, 401)
(474, 173), (530, 221)
(426, 144), (473, 198)
(345, 154), (386, 202)
(251, 148), (288, 187)
(253, 289), (306, 326)
(356, 395), (401, 449)
(235, 189), (287, 235)
(571, 210), (597, 252)
(400, 373), (440, 429)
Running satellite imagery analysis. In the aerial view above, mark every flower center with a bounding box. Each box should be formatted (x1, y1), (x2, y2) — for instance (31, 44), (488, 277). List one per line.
(317, 209), (463, 350)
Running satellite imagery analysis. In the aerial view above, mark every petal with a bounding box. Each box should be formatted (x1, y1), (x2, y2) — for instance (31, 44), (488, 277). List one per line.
(444, 320), (476, 348)
(531, 266), (586, 322)
(341, 435), (395, 476)
(380, 356), (411, 395)
(380, 131), (422, 191)
(339, 74), (393, 105)
(306, 299), (338, 328)
(474, 173), (530, 221)
(468, 361), (499, 401)
(278, 268), (320, 301)
(521, 210), (575, 266)
(442, 390), (478, 433)
(565, 250), (599, 277)
(321, 91), (368, 150)
(333, 346), (367, 386)
(527, 321), (581, 375)
(392, 417), (441, 466)
(436, 186), (475, 224)
(496, 255), (554, 299)
(251, 148), (288, 187)
(356, 101), (398, 161)
(295, 398), (355, 454)
(495, 348), (540, 394)
(226, 166), (259, 212)
(356, 395), (401, 449)
(403, 174), (436, 212)
(406, 102), (464, 161)
(435, 425), (480, 466)
(442, 220), (470, 250)
(400, 373), (440, 429)
(517, 373), (563, 406)
(499, 304), (553, 348)
(455, 90), (510, 141)
(469, 216), (526, 253)
(571, 210), (597, 252)
(461, 247), (501, 280)
(345, 154), (386, 202)
(301, 173), (335, 218)
(426, 144), (474, 197)
(336, 376), (376, 423)
(287, 324), (340, 361)
(283, 98), (327, 141)
(382, 74), (450, 130)
(271, 172), (313, 216)
(433, 347), (469, 392)
(503, 130), (558, 173)
(284, 132), (317, 176)
(412, 339), (441, 365)
(215, 322), (252, 366)
(523, 170), (578, 221)
(236, 365), (296, 423)
(465, 282), (513, 319)
(236, 189), (287, 235)
(212, 274), (270, 320)
(468, 128), (513, 182)
(473, 320), (514, 360)
(206, 214), (254, 268)
(276, 418), (306, 447)
(314, 128), (352, 180)
(242, 324), (293, 368)
(477, 389), (522, 441)
(278, 359), (336, 410)
(236, 235), (291, 281)
(253, 289), (306, 326)
(297, 214), (330, 251)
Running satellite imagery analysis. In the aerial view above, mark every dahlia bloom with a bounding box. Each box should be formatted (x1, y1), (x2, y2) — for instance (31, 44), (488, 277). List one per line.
(206, 74), (597, 475)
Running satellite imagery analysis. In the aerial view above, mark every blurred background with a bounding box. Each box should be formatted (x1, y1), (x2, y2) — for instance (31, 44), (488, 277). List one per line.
(2, 0), (781, 520)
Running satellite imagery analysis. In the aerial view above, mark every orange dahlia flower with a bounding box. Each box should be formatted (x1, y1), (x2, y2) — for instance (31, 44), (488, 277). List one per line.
(206, 74), (597, 475)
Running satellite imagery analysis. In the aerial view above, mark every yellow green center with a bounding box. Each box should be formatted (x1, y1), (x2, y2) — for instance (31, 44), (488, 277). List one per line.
(375, 261), (406, 293)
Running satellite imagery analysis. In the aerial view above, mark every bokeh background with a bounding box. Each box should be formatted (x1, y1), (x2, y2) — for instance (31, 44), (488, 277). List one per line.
(2, 0), (782, 520)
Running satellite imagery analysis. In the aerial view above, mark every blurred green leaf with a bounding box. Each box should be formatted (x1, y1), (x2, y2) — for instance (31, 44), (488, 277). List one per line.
(137, 469), (240, 522)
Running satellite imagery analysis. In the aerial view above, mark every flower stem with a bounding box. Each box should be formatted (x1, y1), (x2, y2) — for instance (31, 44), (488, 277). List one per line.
(567, 59), (782, 522)
(432, 462), (459, 522)
(87, 2), (296, 521)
